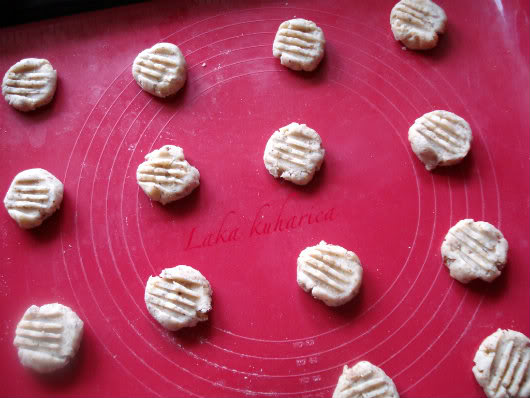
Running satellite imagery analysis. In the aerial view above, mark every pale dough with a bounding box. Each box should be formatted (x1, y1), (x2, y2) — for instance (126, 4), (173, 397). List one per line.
(132, 43), (187, 97)
(2, 58), (57, 111)
(297, 241), (363, 307)
(273, 18), (326, 71)
(145, 265), (212, 331)
(408, 110), (472, 171)
(137, 145), (200, 205)
(473, 329), (530, 398)
(14, 303), (84, 373)
(333, 361), (400, 398)
(263, 122), (325, 185)
(4, 168), (64, 229)
(441, 219), (508, 283)
(390, 0), (447, 50)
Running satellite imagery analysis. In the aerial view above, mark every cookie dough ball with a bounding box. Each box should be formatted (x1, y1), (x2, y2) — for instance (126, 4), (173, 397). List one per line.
(136, 145), (200, 205)
(332, 361), (399, 398)
(263, 122), (325, 185)
(14, 303), (84, 373)
(473, 329), (530, 398)
(408, 110), (472, 171)
(4, 168), (64, 229)
(145, 265), (212, 331)
(297, 241), (363, 306)
(2, 58), (57, 111)
(132, 43), (187, 97)
(441, 219), (508, 284)
(273, 18), (325, 71)
(390, 0), (447, 50)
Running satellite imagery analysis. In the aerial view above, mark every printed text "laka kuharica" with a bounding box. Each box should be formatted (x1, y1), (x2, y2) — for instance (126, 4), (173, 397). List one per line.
(185, 197), (336, 250)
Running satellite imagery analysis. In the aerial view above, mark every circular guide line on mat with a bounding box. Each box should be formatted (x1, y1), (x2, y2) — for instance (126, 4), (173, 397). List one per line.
(60, 4), (500, 397)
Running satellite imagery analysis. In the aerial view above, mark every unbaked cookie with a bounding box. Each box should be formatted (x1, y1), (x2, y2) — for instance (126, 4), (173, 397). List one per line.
(4, 168), (64, 229)
(332, 361), (399, 398)
(273, 18), (326, 71)
(132, 43), (187, 97)
(473, 329), (530, 398)
(2, 58), (57, 111)
(409, 110), (472, 171)
(14, 303), (84, 373)
(137, 145), (200, 205)
(297, 241), (363, 306)
(263, 122), (325, 185)
(441, 219), (508, 284)
(145, 265), (212, 331)
(390, 0), (447, 50)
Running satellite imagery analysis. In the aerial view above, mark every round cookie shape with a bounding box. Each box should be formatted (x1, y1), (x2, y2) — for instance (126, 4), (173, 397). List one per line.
(4, 168), (64, 229)
(473, 329), (530, 398)
(2, 58), (57, 111)
(263, 122), (325, 185)
(441, 219), (508, 284)
(408, 110), (472, 171)
(132, 43), (187, 98)
(272, 18), (326, 71)
(297, 241), (363, 307)
(136, 145), (200, 205)
(390, 0), (447, 50)
(145, 265), (212, 331)
(332, 361), (400, 398)
(14, 303), (84, 373)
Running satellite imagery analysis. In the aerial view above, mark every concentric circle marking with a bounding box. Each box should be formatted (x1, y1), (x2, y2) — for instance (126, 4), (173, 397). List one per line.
(59, 4), (502, 397)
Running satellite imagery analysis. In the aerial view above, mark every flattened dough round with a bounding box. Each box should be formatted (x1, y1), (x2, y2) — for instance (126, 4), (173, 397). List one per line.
(332, 361), (399, 398)
(4, 168), (64, 229)
(297, 241), (363, 306)
(136, 145), (200, 205)
(2, 58), (57, 111)
(145, 265), (212, 331)
(273, 18), (326, 71)
(132, 43), (187, 97)
(390, 0), (447, 50)
(14, 303), (84, 373)
(263, 122), (325, 185)
(473, 329), (530, 398)
(409, 110), (472, 171)
(441, 219), (508, 283)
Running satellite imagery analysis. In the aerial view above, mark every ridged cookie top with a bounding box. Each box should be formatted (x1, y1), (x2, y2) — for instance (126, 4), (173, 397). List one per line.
(332, 361), (399, 398)
(473, 329), (530, 398)
(263, 122), (325, 185)
(273, 18), (325, 71)
(145, 265), (212, 331)
(297, 241), (363, 306)
(441, 219), (508, 283)
(132, 43), (187, 97)
(136, 145), (200, 205)
(408, 110), (472, 170)
(13, 303), (84, 373)
(390, 0), (446, 50)
(2, 58), (57, 111)
(4, 168), (64, 229)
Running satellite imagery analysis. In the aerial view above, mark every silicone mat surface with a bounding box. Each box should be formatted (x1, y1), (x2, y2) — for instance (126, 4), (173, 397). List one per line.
(0, 1), (528, 397)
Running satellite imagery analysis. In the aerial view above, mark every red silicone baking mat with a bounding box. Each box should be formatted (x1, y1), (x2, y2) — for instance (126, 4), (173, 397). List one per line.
(0, 0), (528, 396)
